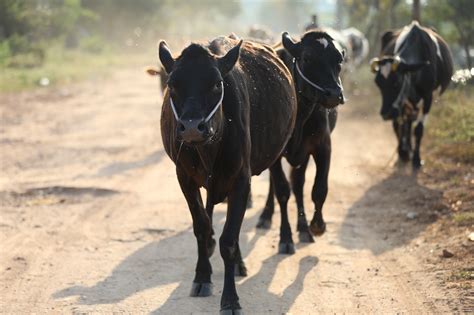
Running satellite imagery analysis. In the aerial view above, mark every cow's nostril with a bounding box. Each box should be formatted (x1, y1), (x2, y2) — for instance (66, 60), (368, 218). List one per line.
(197, 122), (206, 132)
(178, 123), (185, 132)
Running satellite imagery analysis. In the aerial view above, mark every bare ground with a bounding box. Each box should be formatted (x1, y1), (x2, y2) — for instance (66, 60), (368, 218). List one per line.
(0, 68), (470, 314)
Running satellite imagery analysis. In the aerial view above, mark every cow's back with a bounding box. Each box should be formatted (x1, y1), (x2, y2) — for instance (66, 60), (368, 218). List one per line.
(240, 41), (297, 174)
(209, 38), (296, 175)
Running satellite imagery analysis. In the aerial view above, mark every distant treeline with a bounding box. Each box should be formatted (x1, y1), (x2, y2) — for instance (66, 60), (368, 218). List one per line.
(339, 0), (473, 68)
(0, 0), (241, 67)
(0, 0), (472, 68)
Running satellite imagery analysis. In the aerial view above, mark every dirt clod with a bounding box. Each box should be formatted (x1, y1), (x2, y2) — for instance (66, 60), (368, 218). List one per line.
(442, 249), (455, 258)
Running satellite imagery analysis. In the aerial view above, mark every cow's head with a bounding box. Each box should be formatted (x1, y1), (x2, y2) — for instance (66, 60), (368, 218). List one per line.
(282, 31), (345, 108)
(158, 40), (242, 145)
(371, 56), (428, 120)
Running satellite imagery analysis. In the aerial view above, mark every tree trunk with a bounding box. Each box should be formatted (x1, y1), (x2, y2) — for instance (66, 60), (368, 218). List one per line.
(373, 0), (383, 56)
(413, 0), (421, 22)
(464, 43), (472, 69)
(335, 0), (344, 30)
(390, 0), (400, 28)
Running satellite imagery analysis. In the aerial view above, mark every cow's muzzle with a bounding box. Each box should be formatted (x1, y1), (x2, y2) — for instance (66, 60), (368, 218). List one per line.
(321, 88), (345, 108)
(176, 118), (212, 145)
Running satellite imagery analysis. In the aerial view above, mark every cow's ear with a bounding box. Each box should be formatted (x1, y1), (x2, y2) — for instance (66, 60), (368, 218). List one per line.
(398, 61), (430, 73)
(218, 40), (242, 76)
(159, 41), (174, 74)
(381, 30), (396, 50)
(282, 32), (300, 57)
(146, 68), (161, 76)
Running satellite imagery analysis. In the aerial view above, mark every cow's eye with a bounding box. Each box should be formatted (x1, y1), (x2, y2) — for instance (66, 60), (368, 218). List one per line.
(212, 81), (221, 93)
(168, 85), (174, 93)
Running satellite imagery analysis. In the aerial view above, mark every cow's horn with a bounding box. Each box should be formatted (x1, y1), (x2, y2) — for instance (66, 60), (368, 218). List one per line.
(370, 58), (380, 73)
(391, 56), (401, 71)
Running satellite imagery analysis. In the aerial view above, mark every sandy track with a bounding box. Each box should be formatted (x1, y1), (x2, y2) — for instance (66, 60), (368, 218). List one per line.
(0, 68), (457, 314)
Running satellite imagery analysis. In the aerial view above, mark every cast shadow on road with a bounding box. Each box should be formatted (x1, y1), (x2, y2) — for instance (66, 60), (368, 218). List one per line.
(95, 149), (165, 177)
(338, 168), (443, 255)
(53, 210), (318, 313)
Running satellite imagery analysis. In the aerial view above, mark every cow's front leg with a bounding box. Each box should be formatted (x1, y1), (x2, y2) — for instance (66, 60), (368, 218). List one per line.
(177, 168), (213, 297)
(393, 119), (412, 163)
(291, 155), (313, 243)
(413, 95), (431, 169)
(220, 171), (250, 315)
(309, 132), (331, 237)
(413, 119), (424, 169)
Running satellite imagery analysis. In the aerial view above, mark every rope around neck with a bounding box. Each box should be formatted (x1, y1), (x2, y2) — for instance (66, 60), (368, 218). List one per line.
(169, 81), (225, 123)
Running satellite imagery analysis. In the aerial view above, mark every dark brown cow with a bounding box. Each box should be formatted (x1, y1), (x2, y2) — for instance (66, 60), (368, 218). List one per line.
(157, 36), (296, 314)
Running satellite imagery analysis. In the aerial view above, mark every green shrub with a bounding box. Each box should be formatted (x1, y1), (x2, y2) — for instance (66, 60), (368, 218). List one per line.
(0, 41), (12, 64)
(79, 35), (104, 54)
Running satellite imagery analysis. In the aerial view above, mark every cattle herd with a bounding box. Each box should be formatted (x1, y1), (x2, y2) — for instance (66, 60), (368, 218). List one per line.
(148, 20), (453, 314)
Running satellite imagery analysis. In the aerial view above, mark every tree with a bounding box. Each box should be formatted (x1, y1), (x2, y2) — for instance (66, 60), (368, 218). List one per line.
(448, 0), (474, 68)
(425, 0), (474, 68)
(412, 0), (421, 22)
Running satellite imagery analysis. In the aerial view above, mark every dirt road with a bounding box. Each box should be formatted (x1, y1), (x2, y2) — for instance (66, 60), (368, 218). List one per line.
(0, 67), (460, 314)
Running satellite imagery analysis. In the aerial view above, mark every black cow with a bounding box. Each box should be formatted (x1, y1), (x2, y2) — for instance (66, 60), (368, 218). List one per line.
(370, 21), (453, 168)
(257, 30), (345, 251)
(157, 36), (297, 314)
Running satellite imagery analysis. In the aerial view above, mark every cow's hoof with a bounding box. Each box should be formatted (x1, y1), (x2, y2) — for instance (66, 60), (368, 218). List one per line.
(220, 309), (243, 315)
(234, 261), (248, 277)
(256, 217), (271, 229)
(298, 230), (315, 243)
(399, 150), (410, 163)
(208, 238), (216, 258)
(310, 221), (326, 236)
(278, 241), (296, 255)
(412, 158), (423, 169)
(221, 301), (242, 315)
(190, 282), (213, 297)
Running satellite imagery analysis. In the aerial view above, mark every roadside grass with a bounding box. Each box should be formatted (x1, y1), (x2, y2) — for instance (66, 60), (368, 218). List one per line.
(423, 85), (473, 212)
(426, 87), (474, 164)
(346, 66), (474, 304)
(453, 212), (474, 226)
(450, 268), (474, 281)
(0, 44), (148, 93)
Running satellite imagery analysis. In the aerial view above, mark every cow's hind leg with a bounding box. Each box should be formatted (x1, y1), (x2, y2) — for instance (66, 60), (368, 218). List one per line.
(205, 200), (216, 258)
(177, 169), (213, 297)
(271, 158), (295, 254)
(290, 155), (313, 243)
(309, 132), (331, 237)
(234, 242), (247, 277)
(220, 171), (250, 314)
(256, 178), (274, 229)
